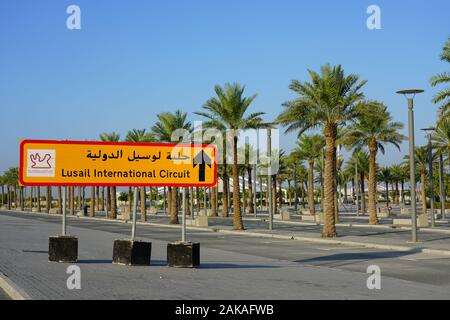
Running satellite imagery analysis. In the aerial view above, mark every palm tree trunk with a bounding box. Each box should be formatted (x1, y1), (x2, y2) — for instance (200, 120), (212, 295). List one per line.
(278, 179), (283, 209)
(361, 173), (366, 214)
(140, 186), (147, 222)
(128, 187), (132, 214)
(58, 187), (62, 214)
(421, 171), (427, 215)
(167, 187), (172, 215)
(14, 187), (17, 209)
(106, 187), (111, 212)
(395, 182), (400, 205)
(89, 186), (95, 217)
(109, 187), (117, 219)
(96, 187), (100, 211)
(46, 187), (51, 213)
(169, 187), (179, 224)
(232, 134), (243, 230)
(37, 187), (41, 212)
(351, 179), (355, 205)
(221, 136), (229, 217)
(368, 145), (379, 225)
(211, 187), (218, 216)
(344, 181), (348, 204)
(100, 187), (104, 211)
(29, 187), (33, 211)
(322, 124), (337, 237)
(287, 180), (292, 206)
(401, 180), (405, 205)
(20, 187), (25, 211)
(308, 160), (316, 216)
(301, 183), (306, 209)
(185, 187), (190, 216)
(1, 185), (4, 208)
(385, 181), (389, 206)
(7, 186), (11, 210)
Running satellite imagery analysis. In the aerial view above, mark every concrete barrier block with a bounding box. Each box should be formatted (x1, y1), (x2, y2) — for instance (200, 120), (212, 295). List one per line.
(400, 208), (410, 215)
(195, 216), (209, 227)
(393, 215), (429, 228)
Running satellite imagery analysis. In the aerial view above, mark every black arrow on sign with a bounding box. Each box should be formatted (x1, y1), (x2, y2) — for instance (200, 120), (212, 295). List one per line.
(193, 150), (212, 182)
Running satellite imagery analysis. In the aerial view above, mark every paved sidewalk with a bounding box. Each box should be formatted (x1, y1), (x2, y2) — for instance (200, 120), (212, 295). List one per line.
(140, 215), (450, 255)
(3, 208), (450, 255)
(1, 211), (450, 299)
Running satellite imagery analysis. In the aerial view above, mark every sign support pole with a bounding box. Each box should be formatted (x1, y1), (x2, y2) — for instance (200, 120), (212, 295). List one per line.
(62, 186), (67, 236)
(131, 186), (138, 241)
(182, 187), (186, 242)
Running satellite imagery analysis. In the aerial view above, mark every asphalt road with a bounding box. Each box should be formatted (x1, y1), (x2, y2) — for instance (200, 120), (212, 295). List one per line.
(1, 210), (450, 299)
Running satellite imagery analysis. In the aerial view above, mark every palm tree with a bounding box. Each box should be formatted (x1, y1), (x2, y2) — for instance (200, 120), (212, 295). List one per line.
(347, 151), (370, 214)
(432, 118), (450, 192)
(430, 37), (450, 117)
(242, 143), (257, 214)
(0, 174), (5, 208)
(293, 134), (325, 215)
(4, 168), (19, 210)
(152, 110), (192, 224)
(379, 167), (392, 207)
(99, 132), (120, 219)
(390, 164), (404, 205)
(125, 129), (155, 222)
(278, 64), (367, 237)
(403, 146), (431, 215)
(342, 101), (405, 224)
(195, 83), (267, 230)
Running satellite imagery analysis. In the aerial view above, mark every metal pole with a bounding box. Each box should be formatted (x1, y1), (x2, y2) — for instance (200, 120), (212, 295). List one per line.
(259, 176), (263, 211)
(182, 187), (186, 242)
(439, 152), (446, 220)
(242, 173), (246, 216)
(62, 186), (67, 236)
(427, 135), (435, 228)
(131, 186), (138, 241)
(268, 129), (273, 230)
(355, 162), (359, 216)
(294, 164), (298, 212)
(408, 98), (418, 242)
(253, 164), (257, 217)
(190, 187), (194, 221)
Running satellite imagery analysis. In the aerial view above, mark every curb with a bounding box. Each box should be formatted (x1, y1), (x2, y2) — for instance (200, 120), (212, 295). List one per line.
(3, 209), (450, 257)
(0, 272), (31, 300)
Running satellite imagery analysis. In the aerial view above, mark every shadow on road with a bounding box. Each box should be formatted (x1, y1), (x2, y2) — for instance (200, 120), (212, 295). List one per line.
(294, 248), (423, 265)
(198, 263), (280, 269)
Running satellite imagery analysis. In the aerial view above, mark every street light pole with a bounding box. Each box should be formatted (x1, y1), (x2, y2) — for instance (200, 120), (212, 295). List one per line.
(421, 128), (436, 228)
(439, 152), (446, 221)
(355, 162), (359, 216)
(268, 129), (273, 231)
(397, 89), (424, 243)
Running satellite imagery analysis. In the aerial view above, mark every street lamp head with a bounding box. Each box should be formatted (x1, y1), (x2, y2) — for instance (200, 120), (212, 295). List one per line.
(396, 89), (424, 99)
(420, 127), (435, 132)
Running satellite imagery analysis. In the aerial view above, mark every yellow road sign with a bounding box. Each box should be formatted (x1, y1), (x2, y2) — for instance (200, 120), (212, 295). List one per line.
(19, 140), (217, 187)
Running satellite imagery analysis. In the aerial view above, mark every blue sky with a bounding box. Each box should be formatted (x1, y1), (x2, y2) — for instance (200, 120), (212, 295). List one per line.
(0, 0), (449, 172)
